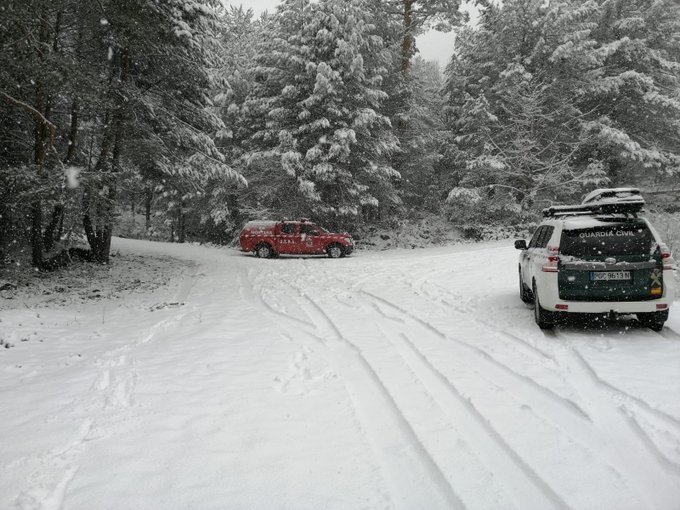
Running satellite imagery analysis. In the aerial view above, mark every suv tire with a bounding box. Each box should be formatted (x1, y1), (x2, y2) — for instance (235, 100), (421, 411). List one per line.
(519, 268), (532, 303)
(637, 310), (668, 332)
(533, 283), (554, 329)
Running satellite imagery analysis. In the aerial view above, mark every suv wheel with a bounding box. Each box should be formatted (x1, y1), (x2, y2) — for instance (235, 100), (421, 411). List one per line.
(637, 311), (668, 332)
(327, 244), (343, 259)
(519, 269), (532, 303)
(533, 283), (554, 330)
(256, 244), (272, 259)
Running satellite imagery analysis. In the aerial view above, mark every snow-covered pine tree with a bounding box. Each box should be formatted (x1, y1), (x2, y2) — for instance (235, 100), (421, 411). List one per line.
(361, 0), (464, 218)
(0, 0), (83, 267)
(443, 1), (590, 222)
(199, 6), (271, 235)
(393, 57), (448, 211)
(574, 0), (680, 185)
(1, 0), (247, 261)
(442, 0), (680, 224)
(243, 0), (400, 226)
(80, 0), (245, 258)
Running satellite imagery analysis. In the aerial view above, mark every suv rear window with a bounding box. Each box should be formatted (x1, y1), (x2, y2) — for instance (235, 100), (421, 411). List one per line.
(560, 223), (652, 257)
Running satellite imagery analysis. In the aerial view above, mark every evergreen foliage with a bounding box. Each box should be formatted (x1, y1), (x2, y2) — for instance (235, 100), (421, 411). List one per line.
(0, 0), (244, 266)
(243, 0), (400, 225)
(443, 0), (680, 224)
(2, 0), (679, 261)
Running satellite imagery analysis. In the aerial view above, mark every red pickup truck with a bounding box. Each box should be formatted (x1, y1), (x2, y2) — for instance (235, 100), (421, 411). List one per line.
(239, 219), (354, 258)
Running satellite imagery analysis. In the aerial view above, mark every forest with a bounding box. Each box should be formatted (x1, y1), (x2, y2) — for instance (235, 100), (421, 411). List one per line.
(1, 0), (679, 269)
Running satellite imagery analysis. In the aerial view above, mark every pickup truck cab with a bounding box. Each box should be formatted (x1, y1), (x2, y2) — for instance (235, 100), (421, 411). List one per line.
(515, 189), (675, 330)
(239, 219), (354, 259)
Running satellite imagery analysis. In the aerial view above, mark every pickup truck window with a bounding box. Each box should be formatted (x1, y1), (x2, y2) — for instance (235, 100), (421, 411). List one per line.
(300, 224), (319, 236)
(281, 223), (295, 235)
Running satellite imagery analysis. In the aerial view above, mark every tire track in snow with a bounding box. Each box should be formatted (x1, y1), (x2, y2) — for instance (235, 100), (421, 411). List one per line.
(174, 264), (199, 303)
(366, 288), (680, 506)
(237, 268), (315, 329)
(491, 328), (554, 362)
(380, 326), (568, 510)
(363, 290), (590, 423)
(572, 362), (680, 442)
(412, 278), (554, 363)
(392, 275), (680, 451)
(294, 295), (466, 510)
(537, 323), (680, 444)
(241, 254), (680, 508)
(241, 268), (465, 510)
(551, 336), (680, 509)
(363, 293), (606, 509)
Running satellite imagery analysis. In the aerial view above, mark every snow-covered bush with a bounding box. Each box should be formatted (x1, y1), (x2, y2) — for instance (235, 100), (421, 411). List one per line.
(445, 187), (528, 228)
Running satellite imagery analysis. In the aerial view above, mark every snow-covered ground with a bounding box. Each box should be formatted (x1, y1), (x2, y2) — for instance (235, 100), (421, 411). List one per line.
(1, 238), (679, 510)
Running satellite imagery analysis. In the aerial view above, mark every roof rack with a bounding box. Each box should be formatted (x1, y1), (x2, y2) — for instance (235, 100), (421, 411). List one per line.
(543, 188), (645, 218)
(582, 187), (642, 205)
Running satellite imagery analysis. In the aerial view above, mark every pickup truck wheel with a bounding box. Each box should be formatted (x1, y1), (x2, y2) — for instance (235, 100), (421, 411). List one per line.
(533, 283), (554, 329)
(327, 244), (343, 259)
(637, 311), (667, 332)
(256, 243), (272, 259)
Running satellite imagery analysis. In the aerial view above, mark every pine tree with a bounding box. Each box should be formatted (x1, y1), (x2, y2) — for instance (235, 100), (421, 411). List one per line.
(0, 0), (246, 263)
(442, 0), (680, 224)
(576, 0), (680, 184)
(244, 0), (400, 226)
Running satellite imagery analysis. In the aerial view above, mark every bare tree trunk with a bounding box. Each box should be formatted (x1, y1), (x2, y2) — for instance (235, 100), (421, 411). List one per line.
(178, 198), (186, 243)
(65, 97), (80, 163)
(34, 10), (67, 263)
(83, 45), (129, 264)
(30, 202), (45, 268)
(401, 0), (415, 76)
(43, 205), (64, 252)
(145, 187), (152, 230)
(83, 112), (115, 263)
(31, 82), (48, 268)
(44, 95), (80, 252)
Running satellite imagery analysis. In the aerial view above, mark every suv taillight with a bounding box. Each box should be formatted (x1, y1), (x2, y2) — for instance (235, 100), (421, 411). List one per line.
(542, 246), (560, 273)
(660, 245), (675, 270)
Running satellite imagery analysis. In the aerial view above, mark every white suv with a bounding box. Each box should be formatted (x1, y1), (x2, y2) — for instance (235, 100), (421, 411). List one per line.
(515, 189), (675, 330)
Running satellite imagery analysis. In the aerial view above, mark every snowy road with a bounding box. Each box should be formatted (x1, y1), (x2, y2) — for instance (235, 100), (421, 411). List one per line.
(1, 238), (680, 510)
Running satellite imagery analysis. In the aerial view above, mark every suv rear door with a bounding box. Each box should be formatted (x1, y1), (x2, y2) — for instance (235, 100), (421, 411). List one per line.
(525, 225), (555, 280)
(558, 219), (662, 301)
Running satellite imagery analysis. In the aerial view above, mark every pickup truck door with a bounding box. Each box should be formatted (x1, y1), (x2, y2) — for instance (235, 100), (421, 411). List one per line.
(278, 222), (297, 254)
(299, 223), (323, 254)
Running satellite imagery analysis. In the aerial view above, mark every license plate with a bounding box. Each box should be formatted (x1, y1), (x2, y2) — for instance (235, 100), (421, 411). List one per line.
(591, 271), (631, 281)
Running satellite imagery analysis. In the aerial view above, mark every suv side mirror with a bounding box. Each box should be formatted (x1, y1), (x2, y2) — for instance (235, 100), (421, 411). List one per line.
(515, 239), (527, 250)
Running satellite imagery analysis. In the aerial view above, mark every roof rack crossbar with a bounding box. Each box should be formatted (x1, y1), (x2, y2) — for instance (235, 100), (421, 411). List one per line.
(543, 188), (645, 218)
(543, 199), (644, 218)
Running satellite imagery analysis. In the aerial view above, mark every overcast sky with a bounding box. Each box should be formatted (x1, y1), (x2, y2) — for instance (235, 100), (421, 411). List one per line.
(225, 0), (465, 69)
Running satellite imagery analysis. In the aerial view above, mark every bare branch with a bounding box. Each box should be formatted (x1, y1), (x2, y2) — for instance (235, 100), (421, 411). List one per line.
(0, 90), (57, 150)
